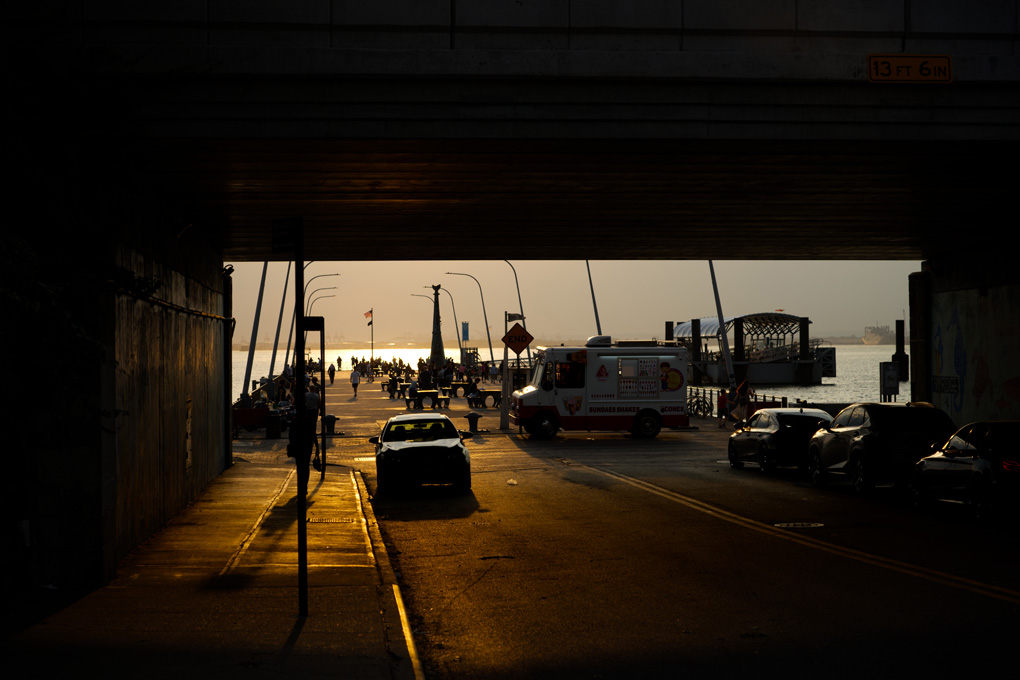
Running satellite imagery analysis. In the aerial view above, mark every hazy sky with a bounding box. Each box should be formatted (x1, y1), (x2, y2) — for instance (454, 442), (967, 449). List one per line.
(226, 260), (921, 347)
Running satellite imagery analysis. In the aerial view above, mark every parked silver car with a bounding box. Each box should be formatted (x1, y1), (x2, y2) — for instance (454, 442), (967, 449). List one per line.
(807, 402), (956, 494)
(912, 421), (1020, 517)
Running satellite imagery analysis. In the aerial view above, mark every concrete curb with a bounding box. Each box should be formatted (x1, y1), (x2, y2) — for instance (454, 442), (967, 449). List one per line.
(353, 470), (424, 680)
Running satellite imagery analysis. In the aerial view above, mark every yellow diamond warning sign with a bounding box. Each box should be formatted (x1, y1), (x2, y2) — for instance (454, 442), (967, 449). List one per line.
(501, 323), (533, 355)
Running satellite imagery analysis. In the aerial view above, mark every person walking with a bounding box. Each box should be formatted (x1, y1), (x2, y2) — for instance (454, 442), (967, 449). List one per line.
(304, 380), (321, 461)
(733, 382), (750, 422)
(350, 366), (361, 397)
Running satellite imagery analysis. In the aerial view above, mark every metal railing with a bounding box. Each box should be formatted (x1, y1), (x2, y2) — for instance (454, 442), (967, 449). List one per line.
(686, 387), (789, 420)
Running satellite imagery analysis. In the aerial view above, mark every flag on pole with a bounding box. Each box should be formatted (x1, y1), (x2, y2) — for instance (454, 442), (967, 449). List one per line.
(507, 313), (524, 321)
(365, 309), (373, 326)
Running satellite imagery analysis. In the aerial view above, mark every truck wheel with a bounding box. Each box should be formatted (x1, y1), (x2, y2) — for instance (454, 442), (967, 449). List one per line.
(632, 411), (662, 438)
(527, 413), (558, 439)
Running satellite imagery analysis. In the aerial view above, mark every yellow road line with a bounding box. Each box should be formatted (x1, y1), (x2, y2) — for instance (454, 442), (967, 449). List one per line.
(584, 463), (1020, 606)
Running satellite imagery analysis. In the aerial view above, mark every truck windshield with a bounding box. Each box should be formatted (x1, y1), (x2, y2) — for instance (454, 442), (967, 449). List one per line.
(530, 357), (547, 385)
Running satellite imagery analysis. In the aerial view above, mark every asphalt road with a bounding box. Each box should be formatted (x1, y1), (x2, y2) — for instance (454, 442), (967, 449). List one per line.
(325, 387), (1020, 679)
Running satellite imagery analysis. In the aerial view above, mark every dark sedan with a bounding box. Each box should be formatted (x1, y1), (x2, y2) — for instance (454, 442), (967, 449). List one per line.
(913, 421), (1020, 517)
(728, 407), (833, 473)
(808, 402), (956, 494)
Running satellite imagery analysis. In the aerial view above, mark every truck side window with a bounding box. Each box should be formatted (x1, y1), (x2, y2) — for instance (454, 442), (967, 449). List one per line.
(539, 362), (554, 391)
(555, 361), (585, 389)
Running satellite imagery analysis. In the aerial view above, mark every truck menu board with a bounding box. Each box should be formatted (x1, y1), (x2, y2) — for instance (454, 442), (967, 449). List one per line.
(618, 357), (663, 399)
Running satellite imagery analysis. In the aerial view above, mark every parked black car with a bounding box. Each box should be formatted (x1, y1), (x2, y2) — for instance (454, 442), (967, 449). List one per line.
(728, 407), (833, 473)
(807, 402), (956, 494)
(912, 421), (1020, 517)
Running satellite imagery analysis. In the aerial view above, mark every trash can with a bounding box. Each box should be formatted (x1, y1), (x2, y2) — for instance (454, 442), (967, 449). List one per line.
(324, 414), (337, 435)
(265, 412), (282, 439)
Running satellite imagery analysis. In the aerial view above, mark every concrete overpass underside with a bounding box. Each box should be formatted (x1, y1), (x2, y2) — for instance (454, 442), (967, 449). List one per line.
(147, 137), (1011, 263)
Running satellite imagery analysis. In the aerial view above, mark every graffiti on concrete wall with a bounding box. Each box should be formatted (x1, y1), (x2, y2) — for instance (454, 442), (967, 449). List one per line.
(932, 284), (1020, 422)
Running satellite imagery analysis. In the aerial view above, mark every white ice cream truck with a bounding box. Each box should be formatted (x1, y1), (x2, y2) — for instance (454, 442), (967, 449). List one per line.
(510, 336), (689, 438)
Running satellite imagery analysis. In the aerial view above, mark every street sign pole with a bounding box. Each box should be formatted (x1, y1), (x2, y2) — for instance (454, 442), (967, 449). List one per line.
(500, 320), (534, 430)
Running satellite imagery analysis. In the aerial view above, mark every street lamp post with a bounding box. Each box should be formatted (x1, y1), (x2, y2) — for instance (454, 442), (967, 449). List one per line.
(446, 271), (494, 365)
(308, 294), (334, 315)
(287, 270), (339, 369)
(586, 260), (602, 336)
(306, 287), (336, 314)
(504, 260), (531, 363)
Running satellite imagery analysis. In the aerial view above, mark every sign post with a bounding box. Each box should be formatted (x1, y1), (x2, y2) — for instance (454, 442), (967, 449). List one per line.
(500, 320), (534, 429)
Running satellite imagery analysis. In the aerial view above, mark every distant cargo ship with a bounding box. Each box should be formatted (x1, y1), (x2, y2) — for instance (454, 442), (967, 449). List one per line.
(861, 325), (895, 345)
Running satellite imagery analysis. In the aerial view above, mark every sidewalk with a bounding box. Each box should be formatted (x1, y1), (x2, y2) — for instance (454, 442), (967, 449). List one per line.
(6, 375), (499, 679)
(7, 458), (419, 679)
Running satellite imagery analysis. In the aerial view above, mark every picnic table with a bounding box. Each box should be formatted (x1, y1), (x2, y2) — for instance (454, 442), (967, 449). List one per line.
(405, 389), (450, 409)
(467, 390), (502, 409)
(448, 381), (473, 398)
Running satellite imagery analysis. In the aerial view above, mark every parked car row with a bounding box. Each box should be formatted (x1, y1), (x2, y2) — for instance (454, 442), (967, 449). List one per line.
(729, 403), (1019, 519)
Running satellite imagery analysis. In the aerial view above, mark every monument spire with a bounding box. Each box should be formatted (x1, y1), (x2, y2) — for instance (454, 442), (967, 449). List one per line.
(430, 284), (445, 370)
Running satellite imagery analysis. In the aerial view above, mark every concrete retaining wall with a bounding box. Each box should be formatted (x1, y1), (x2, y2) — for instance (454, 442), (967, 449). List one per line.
(915, 260), (1020, 425)
(110, 243), (228, 567)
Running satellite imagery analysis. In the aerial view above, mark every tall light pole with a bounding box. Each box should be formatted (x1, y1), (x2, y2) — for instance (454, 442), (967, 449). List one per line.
(504, 260), (531, 363)
(586, 260), (602, 336)
(308, 294), (334, 315)
(305, 287), (336, 315)
(303, 286), (336, 364)
(446, 271), (494, 365)
(267, 261), (292, 390)
(709, 260), (736, 391)
(288, 270), (338, 369)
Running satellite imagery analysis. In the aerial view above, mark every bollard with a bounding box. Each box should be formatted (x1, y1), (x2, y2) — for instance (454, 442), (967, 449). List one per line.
(265, 412), (281, 439)
(324, 414), (337, 435)
(463, 412), (483, 433)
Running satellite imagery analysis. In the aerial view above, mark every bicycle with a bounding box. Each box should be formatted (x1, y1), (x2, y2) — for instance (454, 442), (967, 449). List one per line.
(687, 394), (713, 419)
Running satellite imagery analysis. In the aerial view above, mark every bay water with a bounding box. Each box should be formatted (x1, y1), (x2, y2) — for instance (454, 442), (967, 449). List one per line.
(232, 344), (908, 406)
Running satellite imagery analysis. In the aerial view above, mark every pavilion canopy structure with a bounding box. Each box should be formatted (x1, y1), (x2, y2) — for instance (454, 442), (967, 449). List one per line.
(674, 313), (810, 346)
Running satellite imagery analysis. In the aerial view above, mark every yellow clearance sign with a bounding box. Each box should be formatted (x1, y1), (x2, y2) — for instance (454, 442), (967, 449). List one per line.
(868, 55), (952, 83)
